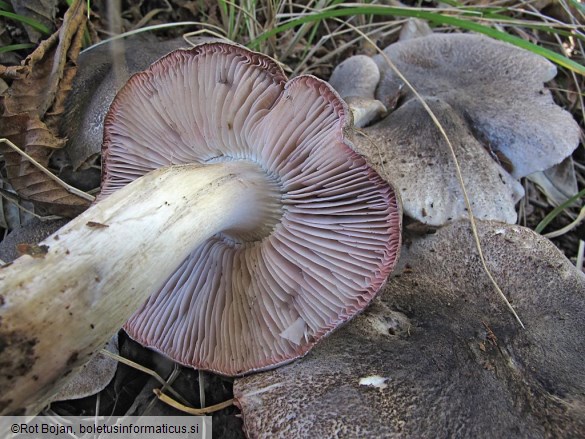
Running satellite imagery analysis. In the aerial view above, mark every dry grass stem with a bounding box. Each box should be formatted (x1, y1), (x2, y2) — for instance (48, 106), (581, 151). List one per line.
(0, 188), (62, 220)
(198, 370), (206, 408)
(153, 389), (234, 415)
(543, 206), (585, 238)
(99, 348), (189, 405)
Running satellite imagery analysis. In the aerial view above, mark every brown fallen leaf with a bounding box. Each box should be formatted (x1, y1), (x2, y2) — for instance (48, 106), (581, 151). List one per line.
(10, 0), (58, 43)
(0, 0), (90, 217)
(0, 65), (27, 79)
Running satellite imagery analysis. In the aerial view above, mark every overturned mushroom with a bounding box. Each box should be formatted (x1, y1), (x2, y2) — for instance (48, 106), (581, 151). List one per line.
(330, 32), (580, 225)
(0, 42), (401, 415)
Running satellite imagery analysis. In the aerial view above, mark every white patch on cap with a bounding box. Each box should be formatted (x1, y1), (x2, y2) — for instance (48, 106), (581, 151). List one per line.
(279, 317), (307, 345)
(359, 375), (389, 390)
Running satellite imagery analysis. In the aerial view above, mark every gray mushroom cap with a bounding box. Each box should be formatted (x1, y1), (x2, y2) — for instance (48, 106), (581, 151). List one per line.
(527, 156), (579, 206)
(329, 33), (580, 226)
(329, 55), (380, 101)
(329, 55), (387, 128)
(61, 35), (188, 171)
(354, 97), (524, 225)
(101, 42), (402, 376)
(234, 220), (585, 438)
(54, 335), (118, 402)
(373, 33), (580, 179)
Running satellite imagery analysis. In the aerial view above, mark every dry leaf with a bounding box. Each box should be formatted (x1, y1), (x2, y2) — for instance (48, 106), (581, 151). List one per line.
(0, 65), (27, 79)
(9, 0), (58, 43)
(0, 0), (90, 217)
(0, 179), (35, 230)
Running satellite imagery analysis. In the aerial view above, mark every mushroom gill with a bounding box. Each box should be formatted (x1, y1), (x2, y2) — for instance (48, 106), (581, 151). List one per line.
(105, 43), (402, 375)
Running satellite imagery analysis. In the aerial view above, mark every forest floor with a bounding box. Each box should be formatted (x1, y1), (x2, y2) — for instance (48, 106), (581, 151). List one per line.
(0, 1), (583, 438)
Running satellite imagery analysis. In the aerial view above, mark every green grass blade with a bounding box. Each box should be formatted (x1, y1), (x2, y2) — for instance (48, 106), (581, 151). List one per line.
(0, 10), (51, 35)
(425, 4), (585, 42)
(568, 0), (585, 14)
(80, 21), (207, 54)
(249, 6), (585, 75)
(0, 43), (35, 53)
(535, 188), (585, 234)
(218, 0), (237, 40)
(0, 1), (12, 11)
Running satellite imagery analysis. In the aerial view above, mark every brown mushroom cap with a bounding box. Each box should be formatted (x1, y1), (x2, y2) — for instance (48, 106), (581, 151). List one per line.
(234, 220), (585, 437)
(101, 43), (401, 375)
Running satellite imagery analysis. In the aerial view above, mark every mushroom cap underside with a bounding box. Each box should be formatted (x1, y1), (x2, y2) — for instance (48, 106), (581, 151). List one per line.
(101, 42), (402, 375)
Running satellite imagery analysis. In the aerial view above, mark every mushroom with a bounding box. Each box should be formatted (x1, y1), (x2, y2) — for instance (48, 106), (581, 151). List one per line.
(0, 42), (401, 415)
(329, 32), (580, 225)
(0, 217), (119, 403)
(328, 55), (387, 128)
(234, 219), (585, 438)
(398, 18), (433, 41)
(527, 156), (579, 206)
(58, 34), (187, 174)
(357, 97), (524, 224)
(53, 335), (119, 402)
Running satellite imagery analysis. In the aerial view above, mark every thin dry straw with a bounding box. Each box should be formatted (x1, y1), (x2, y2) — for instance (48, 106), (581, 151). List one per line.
(153, 389), (233, 415)
(99, 348), (189, 405)
(543, 206), (585, 239)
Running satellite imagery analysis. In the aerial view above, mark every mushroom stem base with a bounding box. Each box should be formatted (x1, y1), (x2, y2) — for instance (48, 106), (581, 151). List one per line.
(0, 161), (279, 415)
